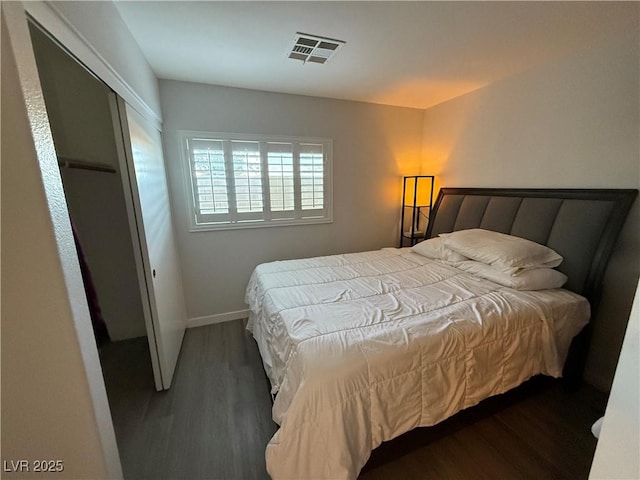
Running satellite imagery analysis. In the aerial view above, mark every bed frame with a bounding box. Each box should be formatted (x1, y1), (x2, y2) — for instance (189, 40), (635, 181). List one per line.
(425, 187), (637, 382)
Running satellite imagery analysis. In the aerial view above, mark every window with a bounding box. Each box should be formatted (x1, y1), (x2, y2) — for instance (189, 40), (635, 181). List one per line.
(180, 131), (332, 231)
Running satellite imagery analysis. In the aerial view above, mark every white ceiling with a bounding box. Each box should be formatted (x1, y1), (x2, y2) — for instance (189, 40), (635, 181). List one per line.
(114, 1), (638, 110)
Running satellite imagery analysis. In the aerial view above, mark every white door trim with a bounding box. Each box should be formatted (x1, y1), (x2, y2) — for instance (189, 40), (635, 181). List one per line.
(24, 0), (162, 131)
(2, 2), (122, 477)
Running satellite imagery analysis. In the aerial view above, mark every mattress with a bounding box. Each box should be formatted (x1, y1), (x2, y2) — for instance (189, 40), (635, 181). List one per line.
(245, 248), (590, 480)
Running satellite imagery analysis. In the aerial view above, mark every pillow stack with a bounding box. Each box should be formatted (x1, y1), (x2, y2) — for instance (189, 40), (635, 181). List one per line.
(411, 228), (567, 291)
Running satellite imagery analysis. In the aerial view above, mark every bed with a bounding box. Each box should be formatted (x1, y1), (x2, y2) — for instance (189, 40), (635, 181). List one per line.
(246, 187), (637, 480)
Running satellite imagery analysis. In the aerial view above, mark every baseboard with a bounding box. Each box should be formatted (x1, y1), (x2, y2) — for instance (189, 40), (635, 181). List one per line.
(187, 309), (250, 329)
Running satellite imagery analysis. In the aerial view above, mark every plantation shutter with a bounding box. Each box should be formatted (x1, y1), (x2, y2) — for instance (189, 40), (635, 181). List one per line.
(267, 143), (295, 219)
(190, 138), (231, 224)
(299, 143), (326, 217)
(182, 131), (331, 230)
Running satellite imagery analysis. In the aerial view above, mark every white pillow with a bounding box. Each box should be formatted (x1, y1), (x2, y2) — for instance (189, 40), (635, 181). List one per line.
(440, 229), (563, 271)
(411, 237), (469, 263)
(455, 260), (568, 291)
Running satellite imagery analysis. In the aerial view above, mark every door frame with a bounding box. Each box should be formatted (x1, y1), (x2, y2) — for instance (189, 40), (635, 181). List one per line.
(25, 0), (184, 393)
(24, 1), (178, 388)
(2, 2), (122, 477)
(24, 1), (162, 131)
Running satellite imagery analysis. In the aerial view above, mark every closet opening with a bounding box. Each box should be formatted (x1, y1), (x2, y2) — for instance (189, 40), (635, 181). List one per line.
(28, 19), (157, 435)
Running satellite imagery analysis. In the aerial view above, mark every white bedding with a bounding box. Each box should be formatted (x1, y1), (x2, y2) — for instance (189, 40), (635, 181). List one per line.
(245, 248), (590, 480)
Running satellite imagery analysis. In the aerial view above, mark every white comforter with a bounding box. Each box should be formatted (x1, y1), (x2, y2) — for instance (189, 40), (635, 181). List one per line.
(245, 248), (590, 480)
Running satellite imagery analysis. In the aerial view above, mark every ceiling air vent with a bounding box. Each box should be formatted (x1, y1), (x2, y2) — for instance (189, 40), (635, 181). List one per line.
(288, 32), (345, 64)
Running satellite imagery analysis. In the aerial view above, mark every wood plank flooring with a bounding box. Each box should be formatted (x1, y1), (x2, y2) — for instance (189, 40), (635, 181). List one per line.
(360, 375), (605, 480)
(100, 320), (276, 480)
(100, 320), (606, 480)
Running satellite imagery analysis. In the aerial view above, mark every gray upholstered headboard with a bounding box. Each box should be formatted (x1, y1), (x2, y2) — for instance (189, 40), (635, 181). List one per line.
(426, 188), (637, 302)
(425, 188), (638, 387)
(426, 188), (637, 382)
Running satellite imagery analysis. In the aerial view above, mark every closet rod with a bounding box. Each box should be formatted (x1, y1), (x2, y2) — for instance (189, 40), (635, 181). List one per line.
(58, 155), (116, 174)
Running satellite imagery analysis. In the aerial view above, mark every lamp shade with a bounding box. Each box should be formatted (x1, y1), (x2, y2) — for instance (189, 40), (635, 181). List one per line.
(403, 176), (432, 207)
(400, 175), (434, 247)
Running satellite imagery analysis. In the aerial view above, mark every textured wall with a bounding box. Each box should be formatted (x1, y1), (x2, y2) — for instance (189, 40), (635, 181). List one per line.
(1, 3), (119, 477)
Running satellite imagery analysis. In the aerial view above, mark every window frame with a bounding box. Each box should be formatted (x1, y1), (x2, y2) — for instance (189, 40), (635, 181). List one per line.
(179, 130), (333, 232)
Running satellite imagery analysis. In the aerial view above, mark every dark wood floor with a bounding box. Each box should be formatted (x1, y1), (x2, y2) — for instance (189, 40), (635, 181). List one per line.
(100, 320), (276, 480)
(100, 320), (606, 480)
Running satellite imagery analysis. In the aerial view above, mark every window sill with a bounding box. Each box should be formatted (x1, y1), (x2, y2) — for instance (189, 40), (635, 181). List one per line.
(188, 216), (333, 233)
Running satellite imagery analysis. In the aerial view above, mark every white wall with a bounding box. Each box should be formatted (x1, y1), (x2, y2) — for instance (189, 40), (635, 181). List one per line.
(30, 24), (147, 341)
(26, 0), (161, 125)
(421, 28), (640, 391)
(160, 80), (424, 321)
(1, 3), (120, 477)
(32, 0), (636, 390)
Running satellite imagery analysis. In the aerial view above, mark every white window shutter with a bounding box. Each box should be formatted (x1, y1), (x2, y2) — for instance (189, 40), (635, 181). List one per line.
(181, 131), (332, 231)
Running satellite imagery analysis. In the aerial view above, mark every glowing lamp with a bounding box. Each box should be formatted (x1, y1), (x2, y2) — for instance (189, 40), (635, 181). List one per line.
(400, 176), (434, 247)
